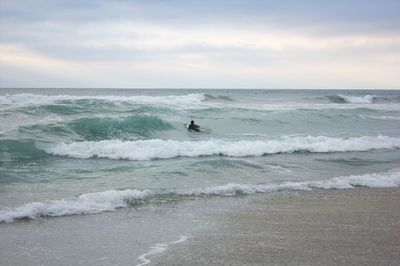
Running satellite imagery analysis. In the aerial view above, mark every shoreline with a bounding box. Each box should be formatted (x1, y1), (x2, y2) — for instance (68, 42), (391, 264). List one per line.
(156, 188), (400, 265)
(1, 188), (399, 265)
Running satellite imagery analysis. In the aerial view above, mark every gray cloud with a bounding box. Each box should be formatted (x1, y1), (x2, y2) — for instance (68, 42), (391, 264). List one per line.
(1, 0), (399, 88)
(2, 0), (399, 28)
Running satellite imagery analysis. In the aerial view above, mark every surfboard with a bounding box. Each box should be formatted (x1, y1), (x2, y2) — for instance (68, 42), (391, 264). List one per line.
(185, 123), (200, 132)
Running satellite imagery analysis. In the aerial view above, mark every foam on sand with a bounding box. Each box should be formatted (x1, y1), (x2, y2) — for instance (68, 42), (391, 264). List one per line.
(37, 135), (400, 161)
(136, 236), (188, 266)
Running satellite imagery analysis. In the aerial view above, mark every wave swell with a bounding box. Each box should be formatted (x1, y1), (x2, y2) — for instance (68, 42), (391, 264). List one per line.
(0, 139), (49, 161)
(34, 115), (173, 141)
(1, 169), (399, 223)
(37, 135), (400, 161)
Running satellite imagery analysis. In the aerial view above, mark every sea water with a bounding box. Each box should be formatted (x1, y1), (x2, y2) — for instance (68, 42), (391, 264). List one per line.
(1, 88), (400, 223)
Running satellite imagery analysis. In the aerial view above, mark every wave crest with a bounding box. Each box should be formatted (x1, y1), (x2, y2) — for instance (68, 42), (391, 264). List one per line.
(182, 169), (400, 196)
(326, 94), (374, 104)
(37, 135), (400, 161)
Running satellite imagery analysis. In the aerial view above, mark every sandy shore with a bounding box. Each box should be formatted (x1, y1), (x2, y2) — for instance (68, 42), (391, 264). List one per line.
(1, 188), (399, 265)
(157, 188), (400, 265)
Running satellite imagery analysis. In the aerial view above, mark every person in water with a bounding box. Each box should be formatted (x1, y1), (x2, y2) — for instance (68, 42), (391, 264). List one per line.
(188, 120), (200, 132)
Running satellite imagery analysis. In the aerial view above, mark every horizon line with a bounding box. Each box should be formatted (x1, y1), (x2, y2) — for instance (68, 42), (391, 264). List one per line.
(1, 87), (399, 91)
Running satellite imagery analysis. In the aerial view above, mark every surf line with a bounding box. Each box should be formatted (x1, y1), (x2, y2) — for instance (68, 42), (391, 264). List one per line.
(135, 235), (188, 266)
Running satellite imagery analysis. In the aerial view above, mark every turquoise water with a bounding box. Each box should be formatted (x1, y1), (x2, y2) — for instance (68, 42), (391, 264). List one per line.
(1, 89), (400, 222)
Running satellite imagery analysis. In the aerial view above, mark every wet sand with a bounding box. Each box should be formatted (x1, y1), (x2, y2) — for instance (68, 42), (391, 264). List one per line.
(157, 188), (400, 265)
(1, 188), (399, 266)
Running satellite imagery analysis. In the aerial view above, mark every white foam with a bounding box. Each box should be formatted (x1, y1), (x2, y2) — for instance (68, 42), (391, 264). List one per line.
(181, 168), (400, 196)
(136, 236), (188, 266)
(38, 135), (400, 161)
(205, 101), (400, 112)
(338, 94), (374, 104)
(359, 115), (400, 121)
(0, 93), (206, 108)
(0, 189), (152, 223)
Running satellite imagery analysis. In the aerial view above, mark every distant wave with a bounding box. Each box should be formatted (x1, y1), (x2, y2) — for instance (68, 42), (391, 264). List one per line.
(2, 93), (400, 112)
(37, 135), (400, 161)
(0, 93), (206, 108)
(212, 102), (400, 112)
(325, 94), (373, 104)
(204, 93), (234, 102)
(339, 94), (374, 103)
(324, 94), (400, 104)
(358, 115), (400, 121)
(1, 169), (399, 223)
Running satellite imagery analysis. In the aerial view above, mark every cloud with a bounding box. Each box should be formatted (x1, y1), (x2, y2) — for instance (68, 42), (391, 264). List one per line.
(1, 0), (399, 88)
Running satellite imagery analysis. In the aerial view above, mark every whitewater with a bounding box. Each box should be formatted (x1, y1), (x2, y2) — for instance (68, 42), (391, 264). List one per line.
(1, 88), (400, 223)
(1, 168), (400, 223)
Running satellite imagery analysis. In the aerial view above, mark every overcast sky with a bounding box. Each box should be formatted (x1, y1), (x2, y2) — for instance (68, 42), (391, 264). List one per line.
(1, 0), (399, 89)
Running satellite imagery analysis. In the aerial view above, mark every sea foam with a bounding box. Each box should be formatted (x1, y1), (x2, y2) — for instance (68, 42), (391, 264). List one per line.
(37, 135), (400, 161)
(0, 189), (152, 223)
(1, 169), (399, 223)
(136, 236), (188, 266)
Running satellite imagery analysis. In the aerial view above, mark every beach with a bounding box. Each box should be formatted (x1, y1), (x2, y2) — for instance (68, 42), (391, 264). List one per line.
(1, 188), (399, 265)
(157, 188), (400, 265)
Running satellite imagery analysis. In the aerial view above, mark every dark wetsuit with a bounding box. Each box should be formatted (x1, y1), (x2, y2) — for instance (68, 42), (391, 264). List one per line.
(188, 123), (200, 132)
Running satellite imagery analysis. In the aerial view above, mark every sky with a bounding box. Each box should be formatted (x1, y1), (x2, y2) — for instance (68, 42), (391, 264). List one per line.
(0, 0), (399, 89)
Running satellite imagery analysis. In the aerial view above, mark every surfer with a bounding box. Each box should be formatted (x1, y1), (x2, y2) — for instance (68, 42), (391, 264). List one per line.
(188, 120), (200, 132)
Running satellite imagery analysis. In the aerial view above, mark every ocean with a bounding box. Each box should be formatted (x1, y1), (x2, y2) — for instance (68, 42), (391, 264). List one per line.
(1, 88), (400, 264)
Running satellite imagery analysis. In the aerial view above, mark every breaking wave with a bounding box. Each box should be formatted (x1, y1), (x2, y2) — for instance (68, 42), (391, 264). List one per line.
(37, 135), (400, 161)
(325, 94), (400, 104)
(0, 189), (152, 223)
(326, 94), (374, 104)
(0, 93), (206, 108)
(1, 169), (399, 223)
